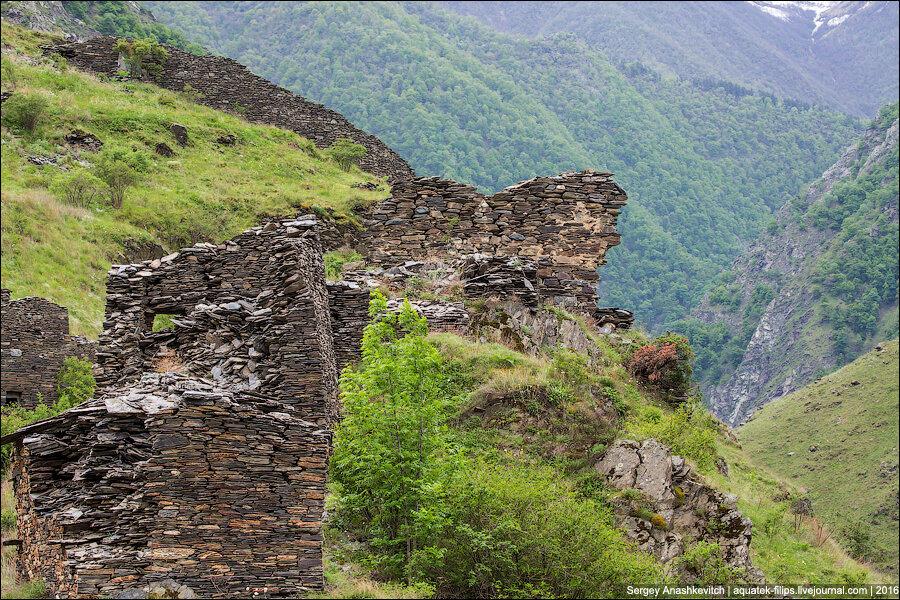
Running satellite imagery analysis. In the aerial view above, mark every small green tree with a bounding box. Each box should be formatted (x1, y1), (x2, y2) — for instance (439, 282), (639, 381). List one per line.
(94, 146), (147, 208)
(330, 291), (455, 577)
(327, 137), (367, 171)
(114, 37), (169, 77)
(1, 91), (49, 132)
(50, 168), (109, 208)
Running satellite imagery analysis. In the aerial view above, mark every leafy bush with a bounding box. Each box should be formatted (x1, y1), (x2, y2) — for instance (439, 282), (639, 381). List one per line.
(409, 463), (664, 597)
(94, 146), (148, 208)
(328, 137), (367, 171)
(330, 292), (461, 575)
(625, 332), (695, 401)
(113, 37), (169, 77)
(676, 541), (745, 584)
(629, 403), (719, 471)
(1, 358), (95, 476)
(57, 357), (96, 408)
(1, 91), (49, 132)
(50, 168), (109, 207)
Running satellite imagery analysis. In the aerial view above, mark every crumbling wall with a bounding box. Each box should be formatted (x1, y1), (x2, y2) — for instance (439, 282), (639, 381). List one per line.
(8, 374), (329, 598)
(1, 289), (96, 409)
(46, 37), (414, 181)
(362, 171), (632, 325)
(95, 218), (338, 424)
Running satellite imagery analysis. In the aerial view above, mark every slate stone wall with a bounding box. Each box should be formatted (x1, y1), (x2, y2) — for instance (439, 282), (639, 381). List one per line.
(10, 374), (330, 598)
(1, 290), (96, 409)
(46, 37), (415, 181)
(95, 218), (338, 424)
(362, 170), (632, 324)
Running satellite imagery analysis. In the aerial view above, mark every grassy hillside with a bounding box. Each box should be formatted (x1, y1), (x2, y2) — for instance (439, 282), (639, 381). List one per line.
(739, 339), (900, 575)
(144, 0), (864, 331)
(1, 21), (387, 336)
(313, 295), (885, 596)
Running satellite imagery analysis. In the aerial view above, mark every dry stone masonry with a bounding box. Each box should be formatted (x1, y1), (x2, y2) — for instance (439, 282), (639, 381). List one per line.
(4, 219), (340, 598)
(1, 289), (96, 409)
(361, 171), (633, 328)
(46, 37), (415, 181)
(4, 373), (329, 599)
(95, 217), (338, 424)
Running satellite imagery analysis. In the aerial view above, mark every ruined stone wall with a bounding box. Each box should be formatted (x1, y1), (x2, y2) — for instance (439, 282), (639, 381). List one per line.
(46, 37), (415, 181)
(8, 374), (329, 598)
(362, 171), (631, 323)
(1, 290), (96, 409)
(95, 218), (338, 424)
(327, 282), (371, 373)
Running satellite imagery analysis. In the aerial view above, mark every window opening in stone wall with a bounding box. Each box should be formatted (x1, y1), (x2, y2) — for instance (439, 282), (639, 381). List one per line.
(1, 391), (22, 407)
(151, 313), (180, 332)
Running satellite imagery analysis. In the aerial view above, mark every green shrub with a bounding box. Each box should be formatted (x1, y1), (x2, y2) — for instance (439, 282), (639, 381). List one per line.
(625, 332), (695, 402)
(409, 463), (664, 597)
(1, 91), (49, 132)
(676, 541), (745, 584)
(56, 356), (96, 409)
(551, 347), (590, 393)
(630, 403), (719, 471)
(330, 292), (460, 576)
(113, 37), (169, 77)
(1, 504), (16, 532)
(94, 146), (147, 208)
(1, 358), (94, 475)
(50, 168), (109, 208)
(327, 137), (367, 171)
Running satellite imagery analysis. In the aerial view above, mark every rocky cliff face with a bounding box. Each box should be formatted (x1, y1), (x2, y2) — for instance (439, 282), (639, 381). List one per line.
(695, 116), (899, 426)
(596, 439), (764, 582)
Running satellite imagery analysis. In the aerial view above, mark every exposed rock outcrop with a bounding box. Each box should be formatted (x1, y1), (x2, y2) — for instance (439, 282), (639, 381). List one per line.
(596, 439), (764, 582)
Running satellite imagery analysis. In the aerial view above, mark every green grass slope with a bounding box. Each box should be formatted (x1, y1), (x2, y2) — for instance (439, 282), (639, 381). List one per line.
(1, 21), (387, 336)
(739, 339), (900, 575)
(317, 296), (886, 595)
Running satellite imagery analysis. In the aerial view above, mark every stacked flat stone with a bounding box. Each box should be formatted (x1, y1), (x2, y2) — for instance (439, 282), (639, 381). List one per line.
(46, 38), (414, 182)
(326, 281), (371, 373)
(4, 373), (329, 598)
(95, 217), (339, 425)
(1, 289), (96, 409)
(363, 171), (633, 327)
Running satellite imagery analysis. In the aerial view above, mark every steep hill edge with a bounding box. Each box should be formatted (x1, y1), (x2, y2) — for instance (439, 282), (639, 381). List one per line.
(683, 110), (899, 426)
(46, 36), (415, 181)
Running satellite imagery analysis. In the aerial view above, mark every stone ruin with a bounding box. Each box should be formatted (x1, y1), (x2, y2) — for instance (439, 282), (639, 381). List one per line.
(3, 219), (337, 598)
(5, 373), (329, 598)
(359, 170), (634, 329)
(1, 289), (95, 409)
(3, 169), (636, 597)
(45, 37), (414, 182)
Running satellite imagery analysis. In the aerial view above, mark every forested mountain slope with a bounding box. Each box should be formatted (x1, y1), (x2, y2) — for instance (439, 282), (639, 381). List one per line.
(144, 0), (863, 330)
(443, 1), (899, 118)
(675, 104), (899, 426)
(739, 339), (900, 575)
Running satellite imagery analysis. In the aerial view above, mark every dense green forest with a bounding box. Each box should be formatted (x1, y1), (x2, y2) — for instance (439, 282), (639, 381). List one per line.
(144, 0), (863, 330)
(51, 1), (203, 52)
(673, 103), (899, 398)
(443, 1), (900, 118)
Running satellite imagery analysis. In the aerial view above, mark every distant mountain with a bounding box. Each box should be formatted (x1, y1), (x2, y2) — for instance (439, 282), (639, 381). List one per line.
(676, 104), (899, 426)
(739, 339), (899, 575)
(443, 1), (899, 117)
(143, 0), (863, 331)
